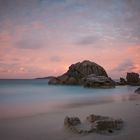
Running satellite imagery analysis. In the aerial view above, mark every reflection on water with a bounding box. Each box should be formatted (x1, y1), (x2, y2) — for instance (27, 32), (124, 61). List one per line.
(111, 91), (140, 102)
(0, 79), (139, 119)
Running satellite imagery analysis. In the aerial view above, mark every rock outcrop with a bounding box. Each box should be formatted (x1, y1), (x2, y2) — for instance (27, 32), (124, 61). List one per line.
(67, 60), (108, 78)
(126, 72), (140, 85)
(116, 73), (140, 86)
(48, 60), (115, 88)
(135, 87), (140, 94)
(119, 77), (127, 85)
(49, 74), (79, 85)
(64, 114), (123, 134)
(82, 74), (115, 88)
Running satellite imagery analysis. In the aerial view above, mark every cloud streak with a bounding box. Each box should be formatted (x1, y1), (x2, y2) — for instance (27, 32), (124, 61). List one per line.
(113, 60), (136, 72)
(50, 56), (61, 62)
(76, 35), (100, 46)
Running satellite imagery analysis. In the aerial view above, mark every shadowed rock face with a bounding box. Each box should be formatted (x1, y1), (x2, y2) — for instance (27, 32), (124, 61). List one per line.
(82, 75), (115, 88)
(48, 60), (115, 88)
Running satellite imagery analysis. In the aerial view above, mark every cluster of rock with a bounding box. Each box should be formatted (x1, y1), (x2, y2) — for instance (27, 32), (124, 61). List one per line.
(118, 72), (140, 86)
(49, 60), (115, 88)
(64, 114), (123, 134)
(48, 60), (140, 90)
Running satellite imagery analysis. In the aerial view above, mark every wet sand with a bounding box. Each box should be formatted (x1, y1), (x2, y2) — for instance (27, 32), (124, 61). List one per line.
(0, 96), (140, 140)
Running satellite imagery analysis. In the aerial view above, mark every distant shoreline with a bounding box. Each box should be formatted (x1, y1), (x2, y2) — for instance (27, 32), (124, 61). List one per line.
(0, 76), (54, 80)
(35, 76), (55, 80)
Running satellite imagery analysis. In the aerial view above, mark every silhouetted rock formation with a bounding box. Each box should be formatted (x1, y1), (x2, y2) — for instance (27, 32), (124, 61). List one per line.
(126, 72), (140, 85)
(119, 77), (127, 85)
(48, 60), (115, 88)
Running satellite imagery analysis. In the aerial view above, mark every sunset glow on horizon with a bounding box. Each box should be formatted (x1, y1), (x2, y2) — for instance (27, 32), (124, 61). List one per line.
(0, 0), (140, 79)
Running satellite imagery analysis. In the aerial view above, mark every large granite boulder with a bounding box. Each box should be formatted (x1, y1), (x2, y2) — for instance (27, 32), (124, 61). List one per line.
(126, 72), (140, 85)
(66, 60), (108, 79)
(48, 60), (114, 88)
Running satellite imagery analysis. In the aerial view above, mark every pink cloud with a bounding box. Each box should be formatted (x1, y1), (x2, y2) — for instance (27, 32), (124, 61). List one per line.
(0, 20), (140, 79)
(0, 31), (13, 43)
(15, 22), (47, 33)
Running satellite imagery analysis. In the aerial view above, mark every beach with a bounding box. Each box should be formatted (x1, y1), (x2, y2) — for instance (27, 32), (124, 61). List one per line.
(1, 96), (140, 140)
(1, 80), (140, 140)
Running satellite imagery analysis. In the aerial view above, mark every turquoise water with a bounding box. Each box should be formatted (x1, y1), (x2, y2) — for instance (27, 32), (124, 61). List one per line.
(0, 79), (138, 119)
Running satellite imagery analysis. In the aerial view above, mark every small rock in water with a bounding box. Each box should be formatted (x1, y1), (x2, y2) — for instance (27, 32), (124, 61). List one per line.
(108, 129), (113, 133)
(135, 87), (140, 94)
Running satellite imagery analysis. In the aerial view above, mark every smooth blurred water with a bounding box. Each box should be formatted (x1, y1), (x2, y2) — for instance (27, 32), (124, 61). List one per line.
(0, 79), (138, 119)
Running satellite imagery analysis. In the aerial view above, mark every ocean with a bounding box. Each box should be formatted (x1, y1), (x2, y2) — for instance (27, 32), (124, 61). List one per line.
(0, 79), (138, 119)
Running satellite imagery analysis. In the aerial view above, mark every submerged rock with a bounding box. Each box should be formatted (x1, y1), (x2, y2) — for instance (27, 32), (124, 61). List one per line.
(49, 60), (115, 88)
(135, 87), (140, 94)
(64, 114), (123, 134)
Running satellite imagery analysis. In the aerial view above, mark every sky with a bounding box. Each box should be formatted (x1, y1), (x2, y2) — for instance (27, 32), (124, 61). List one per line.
(0, 0), (140, 79)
